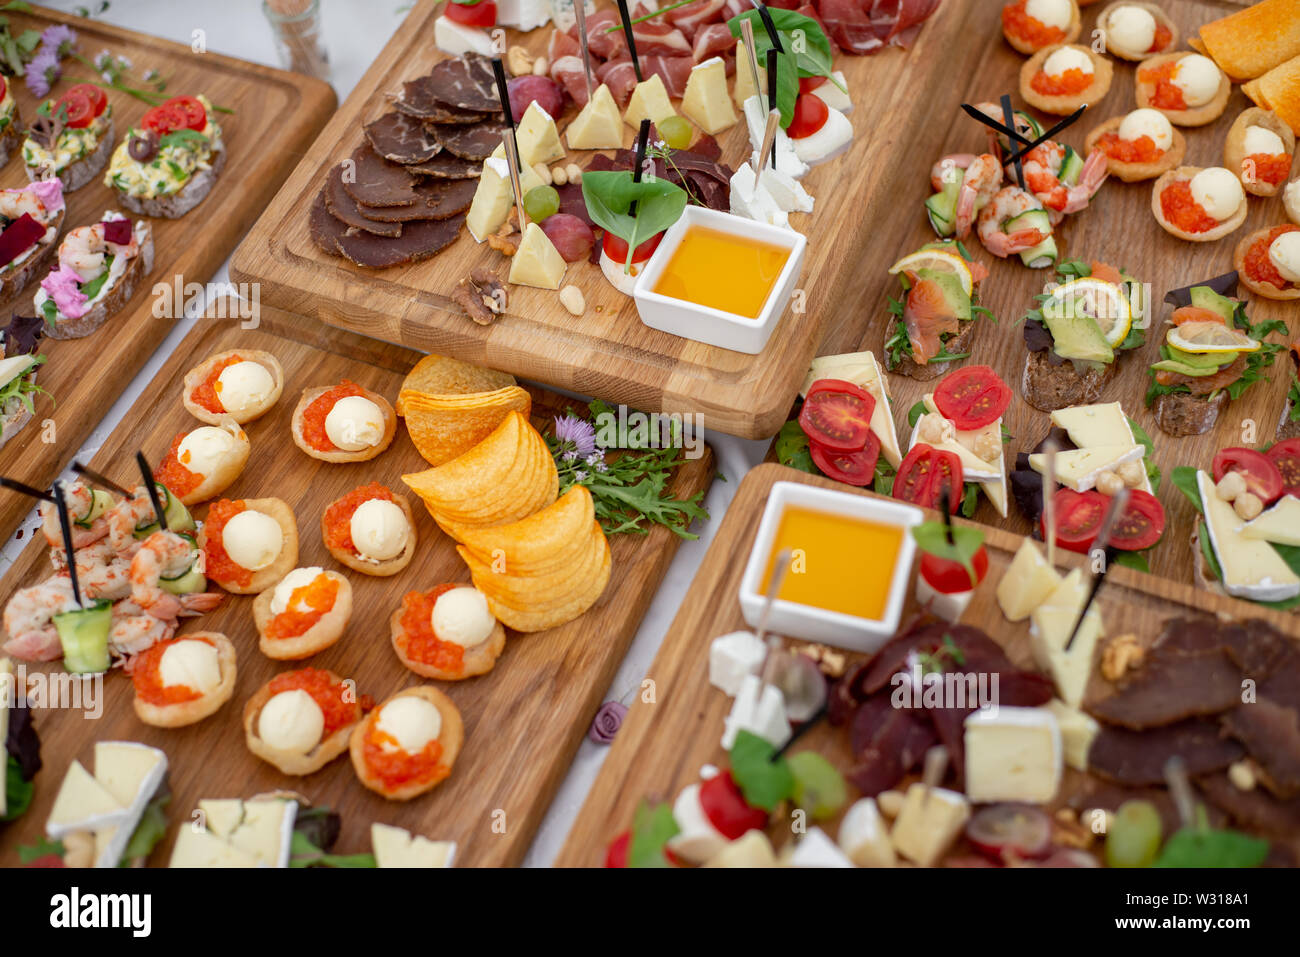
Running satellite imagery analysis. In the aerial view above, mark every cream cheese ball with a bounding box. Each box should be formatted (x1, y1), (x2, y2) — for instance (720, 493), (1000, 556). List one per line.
(158, 639), (221, 696)
(1106, 5), (1156, 57)
(1026, 0), (1071, 30)
(432, 587), (495, 647)
(1285, 180), (1300, 224)
(1042, 46), (1093, 79)
(1243, 125), (1286, 158)
(1172, 54), (1221, 108)
(178, 425), (240, 475)
(374, 696), (441, 753)
(222, 509), (284, 571)
(270, 567), (325, 615)
(1119, 108), (1173, 150)
(215, 361), (275, 417)
(1190, 168), (1243, 220)
(349, 499), (408, 562)
(324, 395), (385, 451)
(1269, 232), (1300, 283)
(258, 689), (325, 754)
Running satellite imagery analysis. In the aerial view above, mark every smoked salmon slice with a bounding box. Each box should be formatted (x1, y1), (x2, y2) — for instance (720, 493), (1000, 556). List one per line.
(904, 278), (961, 365)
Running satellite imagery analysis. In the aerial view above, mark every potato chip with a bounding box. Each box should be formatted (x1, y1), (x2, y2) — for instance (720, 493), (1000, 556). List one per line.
(402, 411), (523, 504)
(482, 535), (612, 632)
(402, 386), (532, 467)
(397, 354), (517, 411)
(443, 485), (594, 560)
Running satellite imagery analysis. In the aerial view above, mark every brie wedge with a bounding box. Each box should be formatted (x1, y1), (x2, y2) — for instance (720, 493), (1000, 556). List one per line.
(1197, 470), (1300, 602)
(372, 823), (456, 867)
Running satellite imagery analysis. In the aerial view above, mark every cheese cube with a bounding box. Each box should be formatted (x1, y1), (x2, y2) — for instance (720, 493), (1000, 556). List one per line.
(721, 674), (790, 750)
(743, 94), (807, 180)
(228, 799), (297, 868)
(964, 707), (1063, 804)
(566, 83), (625, 150)
(1241, 494), (1300, 547)
(811, 71), (851, 112)
(681, 56), (736, 135)
(466, 154), (545, 243)
(708, 630), (766, 697)
(372, 823), (456, 867)
(996, 539), (1062, 621)
(891, 783), (970, 867)
(916, 574), (973, 622)
(732, 40), (766, 109)
(169, 827), (260, 868)
(497, 0), (552, 31)
(1045, 698), (1099, 771)
(838, 798), (896, 867)
(729, 164), (789, 229)
(703, 830), (778, 867)
(759, 166), (814, 215)
(623, 74), (676, 129)
(433, 15), (496, 57)
(789, 827), (855, 867)
(516, 101), (565, 168)
(509, 222), (567, 289)
(1029, 569), (1103, 708)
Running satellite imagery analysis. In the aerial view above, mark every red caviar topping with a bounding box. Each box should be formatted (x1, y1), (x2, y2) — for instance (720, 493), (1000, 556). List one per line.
(1095, 131), (1162, 163)
(203, 498), (251, 588)
(301, 381), (366, 452)
(1243, 225), (1300, 289)
(396, 585), (465, 675)
(154, 432), (203, 499)
(266, 574), (340, 639)
(191, 354), (242, 414)
(132, 635), (216, 706)
(322, 482), (394, 554)
(1002, 0), (1066, 48)
(1159, 179), (1218, 234)
(266, 668), (361, 737)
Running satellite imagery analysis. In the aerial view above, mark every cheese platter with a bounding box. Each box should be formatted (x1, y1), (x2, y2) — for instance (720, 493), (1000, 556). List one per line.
(0, 301), (713, 868)
(230, 0), (946, 439)
(556, 463), (1300, 869)
(0, 3), (336, 543)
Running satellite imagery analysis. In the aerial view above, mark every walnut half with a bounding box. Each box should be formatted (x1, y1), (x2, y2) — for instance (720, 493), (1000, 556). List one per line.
(452, 268), (508, 326)
(1101, 632), (1145, 682)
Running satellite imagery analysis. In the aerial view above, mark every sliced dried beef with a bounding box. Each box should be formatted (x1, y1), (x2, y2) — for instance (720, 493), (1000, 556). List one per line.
(309, 190), (347, 257)
(846, 696), (936, 796)
(323, 163), (401, 237)
(334, 213), (465, 268)
(364, 111), (442, 165)
(432, 117), (509, 161)
(1221, 697), (1300, 799)
(357, 177), (478, 223)
(1198, 772), (1300, 838)
(427, 53), (501, 112)
(1088, 717), (1245, 786)
(390, 75), (484, 123)
(341, 145), (419, 207)
(406, 151), (482, 179)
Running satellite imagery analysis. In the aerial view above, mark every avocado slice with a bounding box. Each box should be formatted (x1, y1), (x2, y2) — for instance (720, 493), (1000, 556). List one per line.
(1150, 359), (1222, 377)
(1189, 286), (1237, 324)
(1042, 297), (1114, 363)
(915, 268), (972, 321)
(1165, 345), (1235, 370)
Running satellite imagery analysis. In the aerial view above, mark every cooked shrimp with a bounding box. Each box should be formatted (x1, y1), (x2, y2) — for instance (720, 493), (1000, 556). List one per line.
(129, 530), (197, 619)
(39, 479), (110, 550)
(109, 600), (175, 661)
(1020, 142), (1108, 217)
(105, 485), (158, 560)
(954, 154), (1004, 239)
(973, 102), (1039, 158)
(930, 153), (977, 192)
(2, 577), (78, 661)
(57, 221), (139, 284)
(978, 186), (1051, 258)
(0, 186), (52, 223)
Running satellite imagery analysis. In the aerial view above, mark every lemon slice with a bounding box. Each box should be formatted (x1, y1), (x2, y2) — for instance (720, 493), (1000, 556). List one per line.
(888, 249), (973, 297)
(1166, 321), (1261, 354)
(1046, 277), (1133, 347)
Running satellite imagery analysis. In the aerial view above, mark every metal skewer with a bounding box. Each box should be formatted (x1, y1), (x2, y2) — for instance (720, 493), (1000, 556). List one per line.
(572, 0), (595, 105)
(1063, 487), (1129, 652)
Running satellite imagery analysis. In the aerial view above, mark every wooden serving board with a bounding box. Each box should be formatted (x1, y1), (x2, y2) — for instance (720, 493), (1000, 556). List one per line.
(229, 0), (928, 440)
(774, 0), (1300, 585)
(556, 462), (1298, 867)
(0, 302), (713, 868)
(0, 4), (336, 543)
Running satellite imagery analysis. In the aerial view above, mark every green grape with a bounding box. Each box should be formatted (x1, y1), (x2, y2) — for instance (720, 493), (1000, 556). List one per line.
(787, 752), (847, 821)
(523, 185), (559, 222)
(1105, 800), (1163, 868)
(657, 115), (692, 151)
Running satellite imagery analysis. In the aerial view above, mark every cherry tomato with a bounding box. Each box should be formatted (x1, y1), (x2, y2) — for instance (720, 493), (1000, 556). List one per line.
(894, 443), (963, 513)
(1108, 489), (1165, 551)
(604, 831), (629, 868)
(1265, 438), (1300, 498)
(0, 76), (6, 102)
(445, 0), (497, 27)
(64, 83), (107, 117)
(141, 104), (186, 136)
(1213, 447), (1284, 505)
(797, 75), (827, 94)
(811, 432), (880, 486)
(798, 379), (875, 453)
(787, 92), (829, 140)
(601, 229), (662, 265)
(55, 90), (94, 129)
(1045, 487), (1107, 553)
(965, 804), (1053, 862)
(699, 771), (767, 840)
(933, 365), (1012, 430)
(919, 542), (989, 594)
(163, 95), (207, 131)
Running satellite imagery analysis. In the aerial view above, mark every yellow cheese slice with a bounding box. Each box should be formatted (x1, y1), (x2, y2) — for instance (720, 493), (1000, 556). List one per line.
(47, 760), (127, 837)
(1241, 494), (1300, 546)
(516, 101), (565, 167)
(465, 152), (545, 243)
(1198, 471), (1300, 602)
(732, 40), (766, 109)
(1028, 444), (1144, 492)
(623, 74), (676, 128)
(1029, 569), (1104, 708)
(565, 84), (625, 150)
(681, 57), (736, 135)
(996, 539), (1062, 621)
(372, 822), (456, 867)
(169, 826), (261, 868)
(508, 221), (566, 289)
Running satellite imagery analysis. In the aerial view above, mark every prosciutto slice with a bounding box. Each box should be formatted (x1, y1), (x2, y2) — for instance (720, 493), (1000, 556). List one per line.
(640, 54), (695, 97)
(692, 23), (737, 63)
(668, 0), (729, 40)
(816, 0), (942, 55)
(551, 55), (592, 108)
(570, 9), (628, 60)
(597, 59), (638, 107)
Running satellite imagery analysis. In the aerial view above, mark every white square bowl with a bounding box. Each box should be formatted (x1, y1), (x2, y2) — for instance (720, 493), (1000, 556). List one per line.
(632, 205), (806, 355)
(737, 482), (924, 654)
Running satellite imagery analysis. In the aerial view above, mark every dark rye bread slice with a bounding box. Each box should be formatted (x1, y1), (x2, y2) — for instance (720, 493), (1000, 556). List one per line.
(341, 145), (421, 208)
(406, 151), (481, 179)
(1151, 389), (1228, 436)
(323, 163), (401, 237)
(432, 118), (509, 162)
(1020, 350), (1116, 412)
(889, 319), (976, 381)
(356, 177), (477, 222)
(364, 111), (441, 165)
(390, 76), (484, 123)
(1277, 396), (1300, 441)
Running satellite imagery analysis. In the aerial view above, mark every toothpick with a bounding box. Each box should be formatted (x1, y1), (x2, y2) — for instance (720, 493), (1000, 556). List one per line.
(0, 476), (55, 503)
(749, 1), (784, 52)
(1163, 756), (1197, 830)
(571, 0), (595, 105)
(51, 483), (81, 607)
(1042, 438), (1059, 567)
(614, 0), (642, 83)
(136, 451), (167, 532)
(739, 18), (762, 110)
(71, 462), (131, 497)
(940, 482), (955, 546)
(1003, 105), (1088, 166)
(754, 548), (791, 706)
(756, 109), (779, 174)
(1063, 487), (1129, 653)
(920, 744), (949, 810)
(502, 131), (530, 232)
(490, 57), (517, 133)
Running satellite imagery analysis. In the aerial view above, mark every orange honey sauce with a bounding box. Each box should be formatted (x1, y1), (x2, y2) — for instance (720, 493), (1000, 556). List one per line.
(651, 225), (790, 319)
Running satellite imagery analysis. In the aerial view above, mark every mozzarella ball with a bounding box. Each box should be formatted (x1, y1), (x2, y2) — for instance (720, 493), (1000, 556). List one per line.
(222, 509), (284, 571)
(258, 689), (325, 754)
(432, 587), (496, 648)
(1189, 167), (1243, 221)
(324, 395), (384, 451)
(158, 639), (221, 695)
(215, 361), (274, 416)
(374, 696), (442, 753)
(349, 499), (408, 562)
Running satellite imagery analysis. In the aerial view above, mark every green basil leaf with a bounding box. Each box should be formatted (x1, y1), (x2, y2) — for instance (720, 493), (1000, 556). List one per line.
(628, 800), (679, 868)
(729, 730), (793, 812)
(581, 170), (686, 272)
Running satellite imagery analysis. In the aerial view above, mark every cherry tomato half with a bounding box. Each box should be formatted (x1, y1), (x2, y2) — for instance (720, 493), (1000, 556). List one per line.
(1265, 438), (1300, 498)
(141, 104), (186, 136)
(894, 443), (963, 513)
(1108, 489), (1165, 551)
(445, 0), (497, 27)
(601, 229), (662, 265)
(163, 95), (207, 131)
(811, 432), (880, 486)
(55, 90), (93, 129)
(933, 365), (1012, 430)
(0, 76), (7, 103)
(797, 75), (827, 94)
(1045, 487), (1107, 553)
(920, 542), (989, 594)
(64, 83), (107, 117)
(699, 771), (767, 840)
(799, 379), (875, 453)
(604, 831), (629, 868)
(1212, 447), (1283, 505)
(787, 92), (829, 140)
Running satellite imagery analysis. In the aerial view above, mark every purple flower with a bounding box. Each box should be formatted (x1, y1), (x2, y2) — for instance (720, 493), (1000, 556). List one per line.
(553, 414), (596, 458)
(25, 47), (60, 98)
(40, 25), (77, 57)
(588, 701), (627, 744)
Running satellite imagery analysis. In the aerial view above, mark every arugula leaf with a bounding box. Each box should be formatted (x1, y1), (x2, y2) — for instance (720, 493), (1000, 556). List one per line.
(78, 252), (116, 302)
(960, 481), (980, 518)
(118, 794), (169, 865)
(907, 400), (927, 428)
(581, 171), (687, 272)
(2, 754), (32, 821)
(158, 128), (208, 149)
(288, 831), (376, 868)
(627, 800), (679, 868)
(1171, 465), (1203, 513)
(1289, 377), (1300, 422)
(872, 456), (896, 496)
(18, 835), (63, 865)
(39, 297), (58, 327)
(729, 730), (793, 812)
(775, 419), (817, 474)
(1197, 526), (1223, 582)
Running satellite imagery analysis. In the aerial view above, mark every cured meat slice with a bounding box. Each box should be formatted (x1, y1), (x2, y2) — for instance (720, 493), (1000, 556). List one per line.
(1222, 697), (1300, 799)
(1089, 718), (1245, 785)
(309, 190), (348, 257)
(548, 28), (580, 64)
(1199, 773), (1300, 839)
(669, 0), (728, 40)
(334, 214), (466, 268)
(1087, 649), (1243, 730)
(432, 117), (510, 162)
(598, 60), (639, 108)
(639, 55), (694, 98)
(406, 152), (482, 179)
(846, 696), (936, 795)
(631, 23), (692, 57)
(571, 10), (628, 61)
(364, 111), (441, 164)
(357, 178), (478, 223)
(390, 76), (484, 123)
(551, 55), (591, 109)
(342, 145), (420, 207)
(692, 23), (737, 62)
(323, 163), (401, 237)
(427, 53), (501, 112)
(555, 182), (592, 226)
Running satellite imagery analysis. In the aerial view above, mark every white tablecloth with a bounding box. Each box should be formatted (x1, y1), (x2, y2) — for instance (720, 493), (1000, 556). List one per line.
(6, 0), (772, 867)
